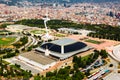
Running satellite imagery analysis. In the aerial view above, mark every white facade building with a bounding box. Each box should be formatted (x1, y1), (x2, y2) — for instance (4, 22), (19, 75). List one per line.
(17, 51), (56, 70)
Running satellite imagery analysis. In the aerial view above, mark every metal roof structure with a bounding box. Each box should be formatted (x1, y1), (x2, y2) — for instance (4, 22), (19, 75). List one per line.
(51, 38), (77, 46)
(36, 38), (92, 59)
(20, 51), (56, 65)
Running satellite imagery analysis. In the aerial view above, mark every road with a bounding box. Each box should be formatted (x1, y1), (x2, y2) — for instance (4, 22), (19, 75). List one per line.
(82, 56), (101, 71)
(19, 36), (38, 52)
(102, 56), (120, 80)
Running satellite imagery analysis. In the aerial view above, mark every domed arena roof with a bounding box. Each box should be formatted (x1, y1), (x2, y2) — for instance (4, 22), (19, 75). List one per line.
(36, 38), (91, 59)
(41, 41), (87, 53)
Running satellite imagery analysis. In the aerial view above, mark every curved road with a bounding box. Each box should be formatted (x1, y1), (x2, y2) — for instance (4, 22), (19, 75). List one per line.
(111, 45), (120, 62)
(19, 36), (38, 51)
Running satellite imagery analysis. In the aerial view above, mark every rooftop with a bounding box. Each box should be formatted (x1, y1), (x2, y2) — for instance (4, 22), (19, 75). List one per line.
(51, 38), (77, 46)
(36, 38), (92, 59)
(20, 51), (56, 65)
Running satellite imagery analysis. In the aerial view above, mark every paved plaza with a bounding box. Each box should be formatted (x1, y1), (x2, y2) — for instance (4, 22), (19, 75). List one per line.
(103, 72), (120, 80)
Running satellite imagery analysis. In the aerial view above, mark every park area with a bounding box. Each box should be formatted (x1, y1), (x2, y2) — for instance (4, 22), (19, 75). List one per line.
(68, 35), (119, 50)
(0, 37), (16, 46)
(54, 33), (66, 37)
(30, 29), (46, 34)
(0, 30), (9, 35)
(85, 39), (103, 44)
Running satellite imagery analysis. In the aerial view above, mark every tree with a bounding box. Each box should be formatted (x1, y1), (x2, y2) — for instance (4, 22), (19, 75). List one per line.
(72, 71), (84, 80)
(109, 64), (113, 67)
(27, 46), (32, 51)
(15, 63), (21, 68)
(22, 70), (32, 80)
(46, 72), (55, 77)
(21, 48), (25, 51)
(0, 23), (9, 28)
(100, 50), (108, 58)
(78, 56), (82, 67)
(73, 63), (79, 71)
(15, 49), (19, 53)
(73, 55), (78, 63)
(34, 75), (41, 80)
(85, 69), (90, 76)
(0, 57), (2, 65)
(86, 57), (92, 65)
(81, 61), (86, 68)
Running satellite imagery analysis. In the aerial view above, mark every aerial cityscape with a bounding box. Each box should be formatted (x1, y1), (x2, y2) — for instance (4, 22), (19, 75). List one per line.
(0, 0), (120, 80)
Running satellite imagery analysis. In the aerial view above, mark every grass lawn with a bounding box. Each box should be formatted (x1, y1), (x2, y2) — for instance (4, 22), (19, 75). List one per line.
(0, 37), (16, 45)
(85, 39), (102, 44)
(10, 65), (21, 71)
(54, 33), (65, 37)
(0, 30), (9, 34)
(118, 64), (120, 69)
(2, 60), (10, 65)
(81, 54), (91, 61)
(31, 30), (46, 34)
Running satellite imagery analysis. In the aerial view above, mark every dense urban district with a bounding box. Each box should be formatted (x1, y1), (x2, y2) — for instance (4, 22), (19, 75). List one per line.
(0, 2), (120, 80)
(0, 2), (120, 26)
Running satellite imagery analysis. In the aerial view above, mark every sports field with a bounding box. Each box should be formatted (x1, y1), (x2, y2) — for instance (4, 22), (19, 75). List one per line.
(54, 33), (66, 37)
(85, 39), (102, 44)
(0, 37), (16, 45)
(30, 30), (46, 34)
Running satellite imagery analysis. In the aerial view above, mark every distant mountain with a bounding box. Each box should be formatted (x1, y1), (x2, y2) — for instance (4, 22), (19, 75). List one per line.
(0, 0), (120, 6)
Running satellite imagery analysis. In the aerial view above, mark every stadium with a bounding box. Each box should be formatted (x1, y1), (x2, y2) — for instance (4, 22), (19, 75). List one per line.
(16, 38), (92, 71)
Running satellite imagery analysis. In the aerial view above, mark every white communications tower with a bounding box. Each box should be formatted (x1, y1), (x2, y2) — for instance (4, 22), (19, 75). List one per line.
(42, 7), (53, 41)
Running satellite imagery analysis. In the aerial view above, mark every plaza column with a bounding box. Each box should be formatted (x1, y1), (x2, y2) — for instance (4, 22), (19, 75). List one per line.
(61, 45), (64, 54)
